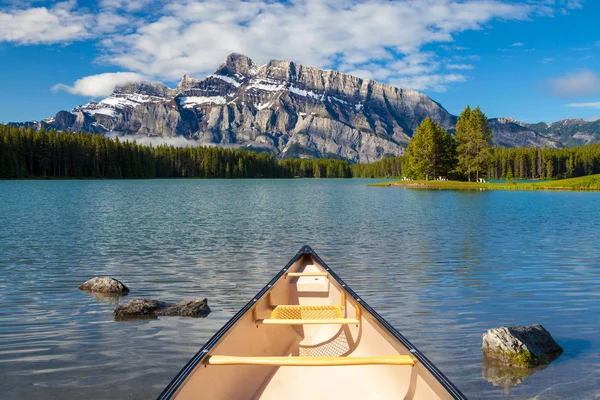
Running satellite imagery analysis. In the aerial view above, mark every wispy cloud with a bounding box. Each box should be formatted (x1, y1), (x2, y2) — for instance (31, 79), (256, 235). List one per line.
(561, 0), (585, 12)
(566, 40), (600, 52)
(453, 54), (481, 62)
(565, 102), (600, 109)
(446, 63), (474, 70)
(498, 46), (536, 53)
(52, 72), (145, 97)
(569, 46), (592, 51)
(105, 133), (201, 147)
(100, 0), (157, 12)
(440, 44), (469, 51)
(511, 42), (524, 47)
(391, 73), (468, 93)
(547, 69), (600, 98)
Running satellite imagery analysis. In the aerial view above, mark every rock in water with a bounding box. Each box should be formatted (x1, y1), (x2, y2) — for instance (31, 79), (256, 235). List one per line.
(79, 277), (129, 294)
(114, 298), (210, 319)
(482, 325), (563, 368)
(161, 298), (211, 317)
(114, 299), (166, 318)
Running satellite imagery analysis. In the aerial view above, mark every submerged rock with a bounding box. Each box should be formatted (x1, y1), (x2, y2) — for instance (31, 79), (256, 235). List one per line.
(79, 277), (129, 294)
(482, 324), (563, 368)
(114, 298), (210, 319)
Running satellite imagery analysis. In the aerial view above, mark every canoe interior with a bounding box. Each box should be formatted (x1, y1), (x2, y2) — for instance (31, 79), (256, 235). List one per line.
(169, 252), (459, 400)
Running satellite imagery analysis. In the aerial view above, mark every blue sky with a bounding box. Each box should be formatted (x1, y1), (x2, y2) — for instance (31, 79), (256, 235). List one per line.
(0, 0), (599, 124)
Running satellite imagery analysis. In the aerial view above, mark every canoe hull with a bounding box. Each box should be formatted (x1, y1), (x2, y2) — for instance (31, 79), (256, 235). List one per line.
(159, 246), (466, 400)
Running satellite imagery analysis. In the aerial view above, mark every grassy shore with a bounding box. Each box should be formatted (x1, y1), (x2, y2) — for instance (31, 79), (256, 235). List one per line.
(369, 174), (600, 191)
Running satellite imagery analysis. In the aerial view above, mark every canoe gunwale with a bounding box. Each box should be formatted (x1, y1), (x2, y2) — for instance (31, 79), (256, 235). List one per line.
(157, 247), (304, 400)
(308, 247), (466, 400)
(157, 245), (467, 400)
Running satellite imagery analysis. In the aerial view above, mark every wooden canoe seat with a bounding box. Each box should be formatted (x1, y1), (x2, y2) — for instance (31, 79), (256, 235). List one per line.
(255, 305), (360, 325)
(285, 272), (329, 277)
(204, 355), (415, 366)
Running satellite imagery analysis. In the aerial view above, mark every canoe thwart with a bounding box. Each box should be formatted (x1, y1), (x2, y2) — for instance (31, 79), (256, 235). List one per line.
(285, 272), (329, 277)
(256, 318), (360, 325)
(203, 355), (415, 366)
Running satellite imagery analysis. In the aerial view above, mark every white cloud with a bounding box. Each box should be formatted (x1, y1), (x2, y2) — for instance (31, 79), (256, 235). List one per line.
(446, 63), (474, 70)
(100, 0), (157, 12)
(95, 12), (132, 33)
(511, 42), (524, 47)
(565, 102), (600, 109)
(105, 133), (200, 147)
(52, 72), (145, 97)
(96, 0), (538, 92)
(0, 1), (92, 44)
(555, 0), (584, 15)
(440, 44), (469, 51)
(0, 1), (136, 45)
(562, 0), (584, 10)
(342, 52), (470, 91)
(391, 73), (468, 92)
(547, 69), (600, 98)
(453, 54), (481, 62)
(1, 0), (577, 94)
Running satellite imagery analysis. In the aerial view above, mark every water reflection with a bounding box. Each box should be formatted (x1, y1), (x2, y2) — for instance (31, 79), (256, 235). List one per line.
(83, 291), (128, 305)
(113, 313), (210, 322)
(482, 355), (547, 394)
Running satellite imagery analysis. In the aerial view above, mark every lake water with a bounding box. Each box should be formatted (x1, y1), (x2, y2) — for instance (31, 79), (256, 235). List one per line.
(1, 179), (599, 399)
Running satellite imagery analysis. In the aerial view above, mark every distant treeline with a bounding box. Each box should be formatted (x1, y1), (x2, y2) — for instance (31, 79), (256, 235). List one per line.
(0, 125), (352, 179)
(2, 124), (600, 180)
(350, 156), (407, 178)
(488, 146), (600, 179)
(352, 145), (600, 180)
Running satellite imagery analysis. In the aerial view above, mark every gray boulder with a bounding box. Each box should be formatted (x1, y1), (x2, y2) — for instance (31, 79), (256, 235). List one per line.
(79, 277), (129, 294)
(482, 324), (563, 368)
(114, 298), (210, 319)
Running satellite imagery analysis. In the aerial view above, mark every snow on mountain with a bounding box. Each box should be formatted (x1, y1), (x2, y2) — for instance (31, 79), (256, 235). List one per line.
(19, 53), (570, 162)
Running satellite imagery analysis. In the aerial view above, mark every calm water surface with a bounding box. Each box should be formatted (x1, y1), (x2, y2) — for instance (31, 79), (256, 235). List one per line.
(1, 179), (599, 399)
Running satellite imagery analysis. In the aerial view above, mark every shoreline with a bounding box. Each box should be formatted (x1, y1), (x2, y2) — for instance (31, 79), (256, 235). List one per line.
(369, 175), (600, 191)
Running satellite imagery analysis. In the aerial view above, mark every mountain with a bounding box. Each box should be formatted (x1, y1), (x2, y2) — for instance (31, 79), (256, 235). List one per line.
(487, 117), (560, 148)
(14, 53), (578, 163)
(522, 118), (600, 147)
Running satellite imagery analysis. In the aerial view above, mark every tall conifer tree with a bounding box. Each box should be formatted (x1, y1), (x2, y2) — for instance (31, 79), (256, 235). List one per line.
(454, 105), (493, 181)
(406, 117), (455, 180)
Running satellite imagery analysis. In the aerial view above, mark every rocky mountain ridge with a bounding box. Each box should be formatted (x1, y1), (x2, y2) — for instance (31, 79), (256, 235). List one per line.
(523, 118), (600, 147)
(15, 53), (596, 163)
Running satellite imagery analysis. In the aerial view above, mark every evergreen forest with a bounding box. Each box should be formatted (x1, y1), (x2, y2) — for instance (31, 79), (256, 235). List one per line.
(0, 125), (351, 179)
(1, 123), (600, 181)
(351, 145), (600, 180)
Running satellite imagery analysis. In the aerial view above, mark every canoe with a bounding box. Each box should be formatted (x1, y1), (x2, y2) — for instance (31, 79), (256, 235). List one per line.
(159, 246), (466, 400)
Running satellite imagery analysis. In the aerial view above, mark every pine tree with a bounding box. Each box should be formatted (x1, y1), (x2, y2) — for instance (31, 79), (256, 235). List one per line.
(454, 105), (493, 181)
(405, 117), (454, 180)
